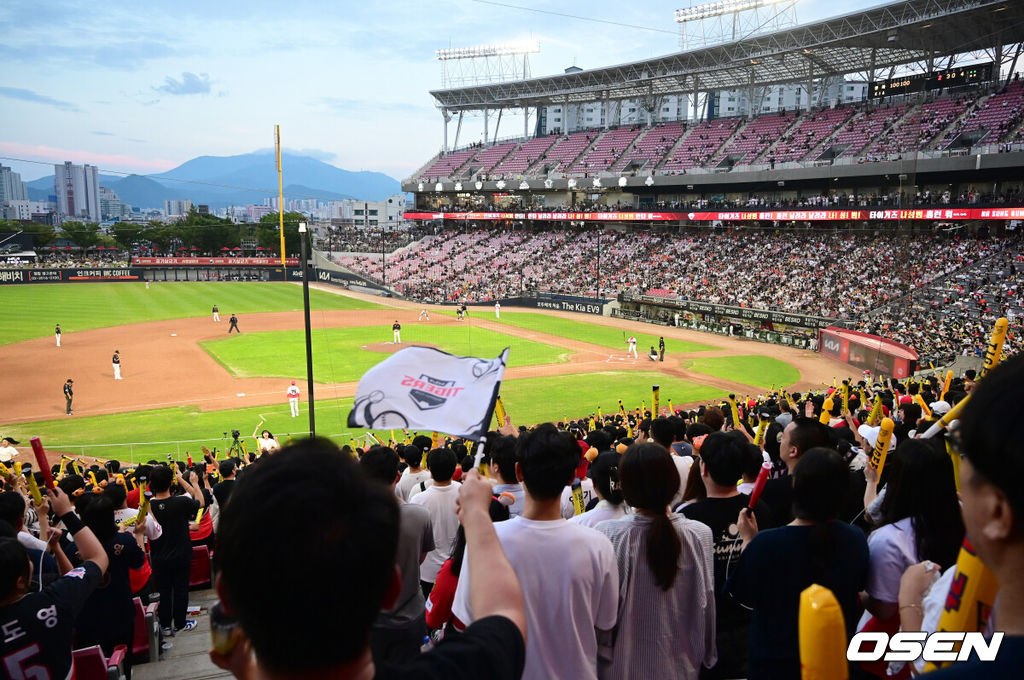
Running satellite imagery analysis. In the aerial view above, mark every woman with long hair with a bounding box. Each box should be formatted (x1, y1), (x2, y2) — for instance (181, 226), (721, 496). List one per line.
(73, 495), (147, 679)
(594, 442), (716, 679)
(726, 447), (869, 680)
(858, 437), (964, 678)
(253, 428), (280, 454)
(570, 451), (629, 529)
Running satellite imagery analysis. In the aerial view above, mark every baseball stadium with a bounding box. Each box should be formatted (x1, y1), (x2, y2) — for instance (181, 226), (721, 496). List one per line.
(1, 0), (1024, 677)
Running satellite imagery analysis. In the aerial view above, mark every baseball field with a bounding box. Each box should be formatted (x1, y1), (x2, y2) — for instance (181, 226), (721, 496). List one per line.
(0, 281), (848, 463)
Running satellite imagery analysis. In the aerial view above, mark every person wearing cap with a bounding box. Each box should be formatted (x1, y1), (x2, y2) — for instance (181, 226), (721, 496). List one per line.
(112, 349), (122, 380)
(55, 322), (61, 347)
(0, 437), (18, 464)
(63, 379), (74, 415)
(286, 380), (300, 418)
(392, 320), (402, 344)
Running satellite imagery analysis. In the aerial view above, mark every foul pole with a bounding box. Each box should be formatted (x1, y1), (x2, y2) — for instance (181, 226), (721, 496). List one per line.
(275, 125), (286, 268)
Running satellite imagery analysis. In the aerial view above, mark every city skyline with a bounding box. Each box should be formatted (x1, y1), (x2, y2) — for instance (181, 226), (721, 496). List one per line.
(2, 0), (870, 183)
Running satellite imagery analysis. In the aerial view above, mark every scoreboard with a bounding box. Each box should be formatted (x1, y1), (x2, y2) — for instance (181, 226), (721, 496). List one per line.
(869, 62), (994, 98)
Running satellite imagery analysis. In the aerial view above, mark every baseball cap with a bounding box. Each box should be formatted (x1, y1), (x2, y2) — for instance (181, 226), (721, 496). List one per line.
(291, 380), (296, 385)
(857, 424), (897, 451)
(929, 400), (951, 415)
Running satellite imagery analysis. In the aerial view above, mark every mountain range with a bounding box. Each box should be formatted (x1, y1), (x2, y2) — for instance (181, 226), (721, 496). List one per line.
(26, 151), (400, 210)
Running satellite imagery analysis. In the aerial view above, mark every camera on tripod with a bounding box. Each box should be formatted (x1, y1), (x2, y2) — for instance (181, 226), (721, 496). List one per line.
(231, 429), (240, 440)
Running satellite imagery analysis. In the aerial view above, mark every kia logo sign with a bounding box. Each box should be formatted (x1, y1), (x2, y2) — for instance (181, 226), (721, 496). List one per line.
(823, 338), (841, 355)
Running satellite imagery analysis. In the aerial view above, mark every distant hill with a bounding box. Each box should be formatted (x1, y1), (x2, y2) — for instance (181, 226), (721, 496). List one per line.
(25, 152), (398, 210)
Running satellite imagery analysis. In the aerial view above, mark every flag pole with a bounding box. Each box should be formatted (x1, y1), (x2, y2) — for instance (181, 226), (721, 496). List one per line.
(299, 221), (316, 437)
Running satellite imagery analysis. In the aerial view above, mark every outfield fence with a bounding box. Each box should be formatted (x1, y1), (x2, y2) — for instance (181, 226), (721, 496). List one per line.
(42, 432), (367, 464)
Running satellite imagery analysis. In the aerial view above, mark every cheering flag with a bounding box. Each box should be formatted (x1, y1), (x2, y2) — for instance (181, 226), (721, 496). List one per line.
(347, 346), (510, 441)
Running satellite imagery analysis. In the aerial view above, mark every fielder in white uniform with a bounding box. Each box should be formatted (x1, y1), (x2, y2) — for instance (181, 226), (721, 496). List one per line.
(494, 302), (501, 319)
(626, 336), (637, 358)
(418, 309), (430, 321)
(55, 323), (61, 347)
(392, 321), (401, 344)
(287, 381), (300, 417)
(112, 350), (123, 379)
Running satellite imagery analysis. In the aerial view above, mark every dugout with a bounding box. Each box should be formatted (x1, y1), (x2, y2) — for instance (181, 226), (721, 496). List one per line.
(817, 327), (918, 378)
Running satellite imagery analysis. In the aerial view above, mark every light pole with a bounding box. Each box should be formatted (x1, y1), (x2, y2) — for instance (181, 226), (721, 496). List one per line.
(298, 222), (316, 437)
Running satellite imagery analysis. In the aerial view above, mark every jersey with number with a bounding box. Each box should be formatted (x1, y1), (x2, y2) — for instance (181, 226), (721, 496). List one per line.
(0, 561), (101, 680)
(286, 386), (300, 399)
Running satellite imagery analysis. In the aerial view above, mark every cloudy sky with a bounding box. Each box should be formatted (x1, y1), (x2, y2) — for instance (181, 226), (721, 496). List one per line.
(1, 0), (867, 182)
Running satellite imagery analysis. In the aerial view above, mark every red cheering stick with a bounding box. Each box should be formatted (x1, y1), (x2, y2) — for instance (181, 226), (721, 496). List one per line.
(749, 462), (771, 508)
(30, 437), (56, 491)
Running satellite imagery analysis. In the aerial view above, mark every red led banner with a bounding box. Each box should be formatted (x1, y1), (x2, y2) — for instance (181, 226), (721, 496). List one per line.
(131, 257), (300, 266)
(403, 207), (1024, 222)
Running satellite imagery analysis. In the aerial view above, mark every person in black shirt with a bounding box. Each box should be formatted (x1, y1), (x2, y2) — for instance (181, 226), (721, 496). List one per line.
(149, 464), (204, 635)
(63, 378), (73, 415)
(212, 460), (237, 511)
(659, 336), (665, 362)
(681, 433), (772, 679)
(392, 320), (402, 344)
(0, 487), (109, 680)
(112, 349), (123, 380)
(210, 438), (526, 680)
(228, 314), (240, 334)
(759, 418), (829, 527)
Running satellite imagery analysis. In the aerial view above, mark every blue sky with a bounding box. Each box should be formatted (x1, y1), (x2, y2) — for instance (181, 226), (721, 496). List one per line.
(1, 0), (868, 182)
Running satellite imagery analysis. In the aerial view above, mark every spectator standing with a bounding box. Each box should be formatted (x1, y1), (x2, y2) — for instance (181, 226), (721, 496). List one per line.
(149, 464), (204, 636)
(396, 443), (432, 502)
(360, 447), (435, 666)
(569, 451), (629, 528)
(596, 442), (717, 678)
(0, 487), (109, 680)
(210, 438), (527, 679)
(409, 448), (461, 597)
(452, 423), (618, 680)
(727, 448), (869, 680)
(488, 435), (525, 517)
(681, 432), (774, 679)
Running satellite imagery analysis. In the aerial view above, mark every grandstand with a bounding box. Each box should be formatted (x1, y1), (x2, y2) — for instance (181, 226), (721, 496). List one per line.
(331, 0), (1024, 370)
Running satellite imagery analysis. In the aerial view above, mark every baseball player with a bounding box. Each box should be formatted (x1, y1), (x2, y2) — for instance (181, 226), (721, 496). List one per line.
(494, 302), (501, 319)
(63, 379), (74, 415)
(659, 336), (666, 362)
(392, 320), (402, 344)
(287, 381), (300, 417)
(648, 346), (658, 361)
(112, 350), (123, 379)
(213, 304), (220, 322)
(228, 314), (240, 333)
(55, 323), (61, 347)
(418, 308), (430, 321)
(626, 335), (638, 359)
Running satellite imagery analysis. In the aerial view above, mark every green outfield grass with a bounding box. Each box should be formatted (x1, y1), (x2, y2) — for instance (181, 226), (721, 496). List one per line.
(0, 282), (386, 345)
(485, 311), (716, 353)
(2, 371), (727, 463)
(201, 324), (572, 383)
(684, 355), (801, 389)
(499, 371), (728, 425)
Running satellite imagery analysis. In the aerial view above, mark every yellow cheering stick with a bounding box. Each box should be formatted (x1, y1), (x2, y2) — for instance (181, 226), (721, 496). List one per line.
(57, 456), (69, 479)
(640, 400), (646, 418)
(653, 385), (661, 419)
(840, 380), (850, 416)
(919, 397), (970, 439)
(494, 396), (507, 428)
(138, 485), (151, 519)
(924, 539), (999, 672)
(728, 394), (741, 430)
(24, 469), (43, 506)
(799, 585), (849, 680)
(868, 417), (895, 474)
(980, 317), (1009, 379)
(867, 395), (883, 426)
(819, 397), (834, 425)
(597, 406), (603, 423)
(588, 415), (597, 432)
(782, 389), (798, 412)
(754, 414), (769, 448)
(666, 399), (672, 416)
(431, 431), (439, 449)
(913, 393), (933, 419)
(940, 369), (953, 400)
(858, 386), (868, 407)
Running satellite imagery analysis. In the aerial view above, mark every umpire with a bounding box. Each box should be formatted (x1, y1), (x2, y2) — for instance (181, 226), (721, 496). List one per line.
(64, 379), (74, 415)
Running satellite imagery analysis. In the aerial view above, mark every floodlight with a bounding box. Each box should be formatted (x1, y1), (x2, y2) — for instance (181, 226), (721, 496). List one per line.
(436, 41), (540, 60)
(674, 0), (787, 23)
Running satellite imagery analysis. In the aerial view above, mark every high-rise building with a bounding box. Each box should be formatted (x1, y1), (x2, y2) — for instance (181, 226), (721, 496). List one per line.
(54, 162), (101, 222)
(164, 199), (192, 217)
(0, 165), (28, 202)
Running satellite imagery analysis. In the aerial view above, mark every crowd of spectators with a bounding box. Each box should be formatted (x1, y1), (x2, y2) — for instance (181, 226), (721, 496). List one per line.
(316, 227), (429, 255)
(11, 357), (1022, 678)
(11, 252), (132, 269)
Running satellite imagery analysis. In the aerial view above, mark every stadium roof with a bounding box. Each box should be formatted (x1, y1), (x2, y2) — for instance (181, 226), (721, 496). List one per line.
(430, 0), (1024, 111)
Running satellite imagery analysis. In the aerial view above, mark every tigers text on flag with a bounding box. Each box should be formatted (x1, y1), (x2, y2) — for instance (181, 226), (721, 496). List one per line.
(347, 346), (510, 441)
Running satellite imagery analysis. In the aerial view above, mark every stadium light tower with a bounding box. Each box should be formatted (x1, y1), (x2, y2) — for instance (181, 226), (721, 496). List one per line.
(675, 0), (798, 51)
(436, 41), (540, 88)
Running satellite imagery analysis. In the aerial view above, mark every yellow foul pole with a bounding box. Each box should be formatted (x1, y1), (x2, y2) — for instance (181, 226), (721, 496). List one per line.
(275, 125), (286, 268)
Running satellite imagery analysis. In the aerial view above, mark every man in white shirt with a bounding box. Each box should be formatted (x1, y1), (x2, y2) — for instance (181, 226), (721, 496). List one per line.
(409, 447), (460, 598)
(396, 444), (432, 502)
(453, 423), (618, 680)
(286, 381), (300, 418)
(625, 335), (637, 359)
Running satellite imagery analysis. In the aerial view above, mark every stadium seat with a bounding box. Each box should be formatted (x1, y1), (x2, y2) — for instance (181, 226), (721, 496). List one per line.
(73, 644), (127, 680)
(132, 596), (160, 663)
(189, 545), (212, 589)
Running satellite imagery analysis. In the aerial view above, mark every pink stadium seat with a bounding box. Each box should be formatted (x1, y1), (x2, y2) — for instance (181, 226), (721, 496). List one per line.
(189, 545), (212, 589)
(73, 644), (127, 680)
(132, 597), (160, 663)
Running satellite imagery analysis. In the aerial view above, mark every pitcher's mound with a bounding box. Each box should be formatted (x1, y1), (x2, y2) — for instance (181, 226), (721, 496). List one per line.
(363, 342), (441, 354)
